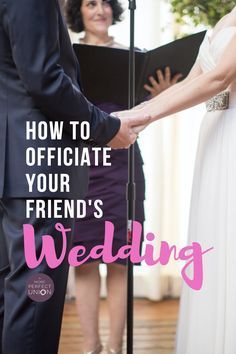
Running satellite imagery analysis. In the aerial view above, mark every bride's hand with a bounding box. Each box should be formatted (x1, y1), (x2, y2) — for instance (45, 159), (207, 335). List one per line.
(112, 109), (151, 134)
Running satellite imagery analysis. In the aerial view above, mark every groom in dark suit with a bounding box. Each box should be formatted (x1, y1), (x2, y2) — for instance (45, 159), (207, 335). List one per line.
(0, 0), (149, 353)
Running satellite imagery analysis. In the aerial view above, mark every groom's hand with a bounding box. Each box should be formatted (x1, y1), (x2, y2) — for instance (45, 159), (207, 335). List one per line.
(107, 113), (150, 149)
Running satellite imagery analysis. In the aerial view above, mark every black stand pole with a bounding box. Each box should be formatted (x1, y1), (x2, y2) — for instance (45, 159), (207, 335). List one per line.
(127, 1), (136, 354)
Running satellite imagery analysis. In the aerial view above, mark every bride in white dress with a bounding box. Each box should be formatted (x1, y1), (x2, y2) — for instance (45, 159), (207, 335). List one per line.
(116, 6), (236, 354)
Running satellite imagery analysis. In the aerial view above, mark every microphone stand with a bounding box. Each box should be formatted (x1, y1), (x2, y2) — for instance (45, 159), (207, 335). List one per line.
(127, 1), (136, 353)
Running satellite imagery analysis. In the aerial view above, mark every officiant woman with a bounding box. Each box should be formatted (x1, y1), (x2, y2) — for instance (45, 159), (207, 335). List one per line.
(65, 1), (182, 353)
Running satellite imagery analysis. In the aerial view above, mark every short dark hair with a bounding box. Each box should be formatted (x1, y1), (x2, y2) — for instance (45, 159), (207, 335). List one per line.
(66, 0), (124, 33)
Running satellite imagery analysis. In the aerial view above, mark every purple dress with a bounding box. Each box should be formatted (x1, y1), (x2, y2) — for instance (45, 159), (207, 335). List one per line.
(73, 101), (145, 265)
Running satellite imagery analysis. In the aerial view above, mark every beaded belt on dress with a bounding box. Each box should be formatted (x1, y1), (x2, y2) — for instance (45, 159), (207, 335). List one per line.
(206, 91), (230, 112)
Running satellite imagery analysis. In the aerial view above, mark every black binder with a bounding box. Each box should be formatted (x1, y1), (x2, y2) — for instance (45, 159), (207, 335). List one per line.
(73, 31), (206, 107)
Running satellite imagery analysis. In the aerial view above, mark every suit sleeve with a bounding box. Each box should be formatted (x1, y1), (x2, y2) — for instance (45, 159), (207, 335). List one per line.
(3, 0), (120, 145)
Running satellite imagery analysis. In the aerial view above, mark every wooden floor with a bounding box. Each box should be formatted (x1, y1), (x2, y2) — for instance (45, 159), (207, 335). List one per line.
(59, 299), (179, 354)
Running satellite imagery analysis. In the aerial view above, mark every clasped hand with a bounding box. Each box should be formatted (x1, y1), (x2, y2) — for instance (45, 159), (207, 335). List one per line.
(107, 110), (150, 149)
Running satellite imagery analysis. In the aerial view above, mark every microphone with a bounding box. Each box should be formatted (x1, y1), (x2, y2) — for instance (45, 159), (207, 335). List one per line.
(128, 0), (136, 10)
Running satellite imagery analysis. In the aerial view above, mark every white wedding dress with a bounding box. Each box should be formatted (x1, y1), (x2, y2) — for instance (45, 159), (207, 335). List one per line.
(175, 27), (236, 354)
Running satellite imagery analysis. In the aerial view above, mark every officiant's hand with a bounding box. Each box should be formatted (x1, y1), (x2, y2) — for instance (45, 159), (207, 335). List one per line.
(144, 66), (182, 98)
(107, 113), (151, 149)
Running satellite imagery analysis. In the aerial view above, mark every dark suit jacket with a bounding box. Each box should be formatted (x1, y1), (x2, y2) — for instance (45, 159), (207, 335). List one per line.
(0, 0), (120, 198)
